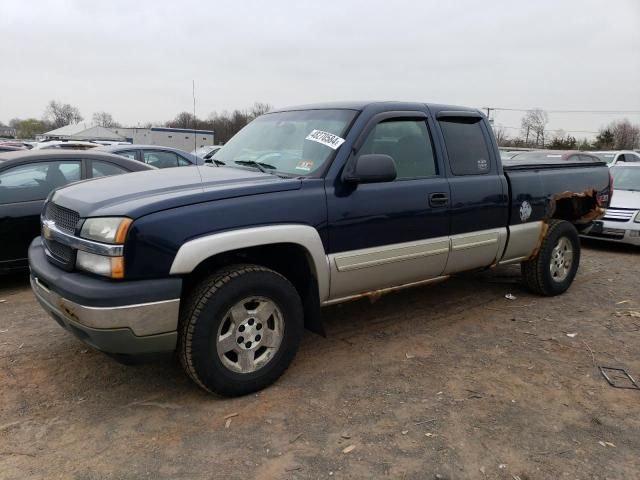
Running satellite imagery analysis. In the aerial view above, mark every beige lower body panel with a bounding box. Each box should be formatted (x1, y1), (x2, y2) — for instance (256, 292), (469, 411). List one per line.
(444, 228), (507, 274)
(325, 222), (543, 304)
(328, 237), (449, 300)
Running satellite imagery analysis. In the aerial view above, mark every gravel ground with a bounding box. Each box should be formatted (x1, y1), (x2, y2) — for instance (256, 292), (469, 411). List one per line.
(0, 240), (638, 480)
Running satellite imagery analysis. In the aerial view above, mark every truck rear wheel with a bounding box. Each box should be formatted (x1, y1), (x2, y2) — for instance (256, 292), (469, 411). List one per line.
(521, 220), (581, 296)
(179, 264), (304, 396)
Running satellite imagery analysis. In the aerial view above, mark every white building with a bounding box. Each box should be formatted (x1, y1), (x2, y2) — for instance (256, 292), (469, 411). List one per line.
(41, 124), (215, 152)
(40, 123), (126, 142)
(112, 127), (214, 152)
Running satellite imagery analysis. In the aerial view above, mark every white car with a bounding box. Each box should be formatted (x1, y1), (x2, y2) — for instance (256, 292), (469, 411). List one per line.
(192, 145), (222, 161)
(592, 150), (640, 166)
(582, 164), (640, 246)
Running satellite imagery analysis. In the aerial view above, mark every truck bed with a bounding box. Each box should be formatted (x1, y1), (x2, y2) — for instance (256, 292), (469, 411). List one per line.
(503, 159), (610, 227)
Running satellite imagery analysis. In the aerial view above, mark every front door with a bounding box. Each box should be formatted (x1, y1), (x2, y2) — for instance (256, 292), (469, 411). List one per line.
(0, 160), (82, 269)
(326, 114), (451, 300)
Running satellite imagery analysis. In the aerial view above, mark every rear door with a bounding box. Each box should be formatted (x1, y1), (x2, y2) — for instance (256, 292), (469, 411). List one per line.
(433, 111), (509, 273)
(327, 111), (451, 300)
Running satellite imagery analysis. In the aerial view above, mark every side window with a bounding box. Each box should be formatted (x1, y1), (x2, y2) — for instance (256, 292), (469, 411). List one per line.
(616, 154), (627, 163)
(116, 150), (137, 160)
(628, 153), (640, 163)
(358, 119), (437, 179)
(0, 161), (81, 204)
(143, 151), (179, 168)
(438, 118), (491, 175)
(177, 155), (192, 166)
(91, 160), (129, 178)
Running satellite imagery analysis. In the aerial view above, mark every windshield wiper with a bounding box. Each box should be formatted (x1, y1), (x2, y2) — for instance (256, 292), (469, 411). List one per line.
(233, 160), (278, 174)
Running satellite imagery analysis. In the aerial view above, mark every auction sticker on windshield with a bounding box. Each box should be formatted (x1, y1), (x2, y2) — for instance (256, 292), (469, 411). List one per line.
(305, 130), (346, 150)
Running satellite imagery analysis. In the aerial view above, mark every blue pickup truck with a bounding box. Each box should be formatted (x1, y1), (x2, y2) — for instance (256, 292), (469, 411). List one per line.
(29, 101), (611, 396)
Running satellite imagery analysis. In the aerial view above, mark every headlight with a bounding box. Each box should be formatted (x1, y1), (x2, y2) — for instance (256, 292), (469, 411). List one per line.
(77, 217), (131, 278)
(80, 217), (132, 244)
(76, 251), (125, 279)
(635, 211), (640, 223)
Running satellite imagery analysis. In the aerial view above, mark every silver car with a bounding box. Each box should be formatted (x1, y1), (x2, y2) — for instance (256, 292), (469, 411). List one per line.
(582, 164), (640, 246)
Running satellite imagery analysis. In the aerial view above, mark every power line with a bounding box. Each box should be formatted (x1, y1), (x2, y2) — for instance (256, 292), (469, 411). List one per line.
(485, 107), (640, 114)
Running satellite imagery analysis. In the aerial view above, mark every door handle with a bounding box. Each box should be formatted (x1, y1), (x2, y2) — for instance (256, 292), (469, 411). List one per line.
(429, 192), (449, 207)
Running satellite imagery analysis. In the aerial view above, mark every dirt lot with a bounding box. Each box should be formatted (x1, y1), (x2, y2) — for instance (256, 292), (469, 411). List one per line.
(1, 240), (639, 480)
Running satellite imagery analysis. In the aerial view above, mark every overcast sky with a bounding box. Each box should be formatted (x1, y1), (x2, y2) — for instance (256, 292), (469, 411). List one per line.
(1, 0), (639, 137)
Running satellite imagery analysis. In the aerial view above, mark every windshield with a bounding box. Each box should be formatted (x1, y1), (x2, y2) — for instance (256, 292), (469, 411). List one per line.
(593, 153), (616, 164)
(611, 166), (640, 191)
(212, 109), (357, 176)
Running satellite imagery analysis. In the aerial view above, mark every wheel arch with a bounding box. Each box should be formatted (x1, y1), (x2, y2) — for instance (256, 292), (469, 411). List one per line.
(170, 225), (330, 334)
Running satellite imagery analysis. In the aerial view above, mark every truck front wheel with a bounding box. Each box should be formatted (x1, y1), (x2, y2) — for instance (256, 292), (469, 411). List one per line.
(521, 220), (581, 296)
(179, 264), (304, 396)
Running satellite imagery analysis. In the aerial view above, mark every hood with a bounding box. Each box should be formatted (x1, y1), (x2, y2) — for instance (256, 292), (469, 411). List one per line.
(610, 189), (640, 210)
(51, 166), (301, 218)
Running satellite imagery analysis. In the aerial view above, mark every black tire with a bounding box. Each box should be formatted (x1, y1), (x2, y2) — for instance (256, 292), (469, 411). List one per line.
(179, 264), (304, 396)
(521, 220), (581, 296)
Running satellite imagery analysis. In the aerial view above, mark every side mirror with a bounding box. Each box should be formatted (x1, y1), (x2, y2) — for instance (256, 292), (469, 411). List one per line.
(343, 154), (397, 184)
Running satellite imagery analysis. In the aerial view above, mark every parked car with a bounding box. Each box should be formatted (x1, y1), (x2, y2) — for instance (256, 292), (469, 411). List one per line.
(0, 141), (32, 150)
(0, 145), (25, 152)
(29, 101), (611, 396)
(192, 145), (223, 163)
(510, 150), (601, 162)
(95, 144), (203, 168)
(0, 150), (154, 273)
(581, 163), (640, 246)
(592, 150), (640, 166)
(33, 140), (101, 150)
(499, 149), (529, 160)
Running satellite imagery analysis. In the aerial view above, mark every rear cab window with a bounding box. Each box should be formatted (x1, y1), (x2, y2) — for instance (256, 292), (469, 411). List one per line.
(438, 117), (492, 175)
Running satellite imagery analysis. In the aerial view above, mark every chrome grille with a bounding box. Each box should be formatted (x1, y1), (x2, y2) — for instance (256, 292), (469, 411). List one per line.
(44, 239), (74, 263)
(44, 203), (79, 234)
(603, 208), (636, 222)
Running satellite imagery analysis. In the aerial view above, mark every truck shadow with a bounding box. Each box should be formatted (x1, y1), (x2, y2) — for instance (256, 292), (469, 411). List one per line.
(0, 270), (30, 293)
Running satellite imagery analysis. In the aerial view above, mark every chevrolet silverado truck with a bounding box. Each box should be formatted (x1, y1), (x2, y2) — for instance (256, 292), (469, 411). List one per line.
(29, 101), (612, 396)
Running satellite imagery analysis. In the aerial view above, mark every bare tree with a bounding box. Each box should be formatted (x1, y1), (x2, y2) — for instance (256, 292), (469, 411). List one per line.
(520, 109), (549, 147)
(608, 119), (640, 149)
(249, 102), (273, 119)
(166, 112), (197, 129)
(92, 111), (119, 128)
(44, 100), (83, 128)
(492, 125), (509, 146)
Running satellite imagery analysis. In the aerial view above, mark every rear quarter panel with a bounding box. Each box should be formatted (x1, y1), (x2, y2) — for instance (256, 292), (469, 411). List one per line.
(505, 165), (610, 225)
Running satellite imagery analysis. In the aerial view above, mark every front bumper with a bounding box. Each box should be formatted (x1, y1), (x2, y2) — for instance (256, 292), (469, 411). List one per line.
(29, 238), (182, 358)
(581, 219), (640, 246)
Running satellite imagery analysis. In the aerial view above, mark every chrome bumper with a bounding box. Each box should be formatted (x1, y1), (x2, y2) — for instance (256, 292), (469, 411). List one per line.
(581, 219), (640, 247)
(31, 275), (180, 337)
